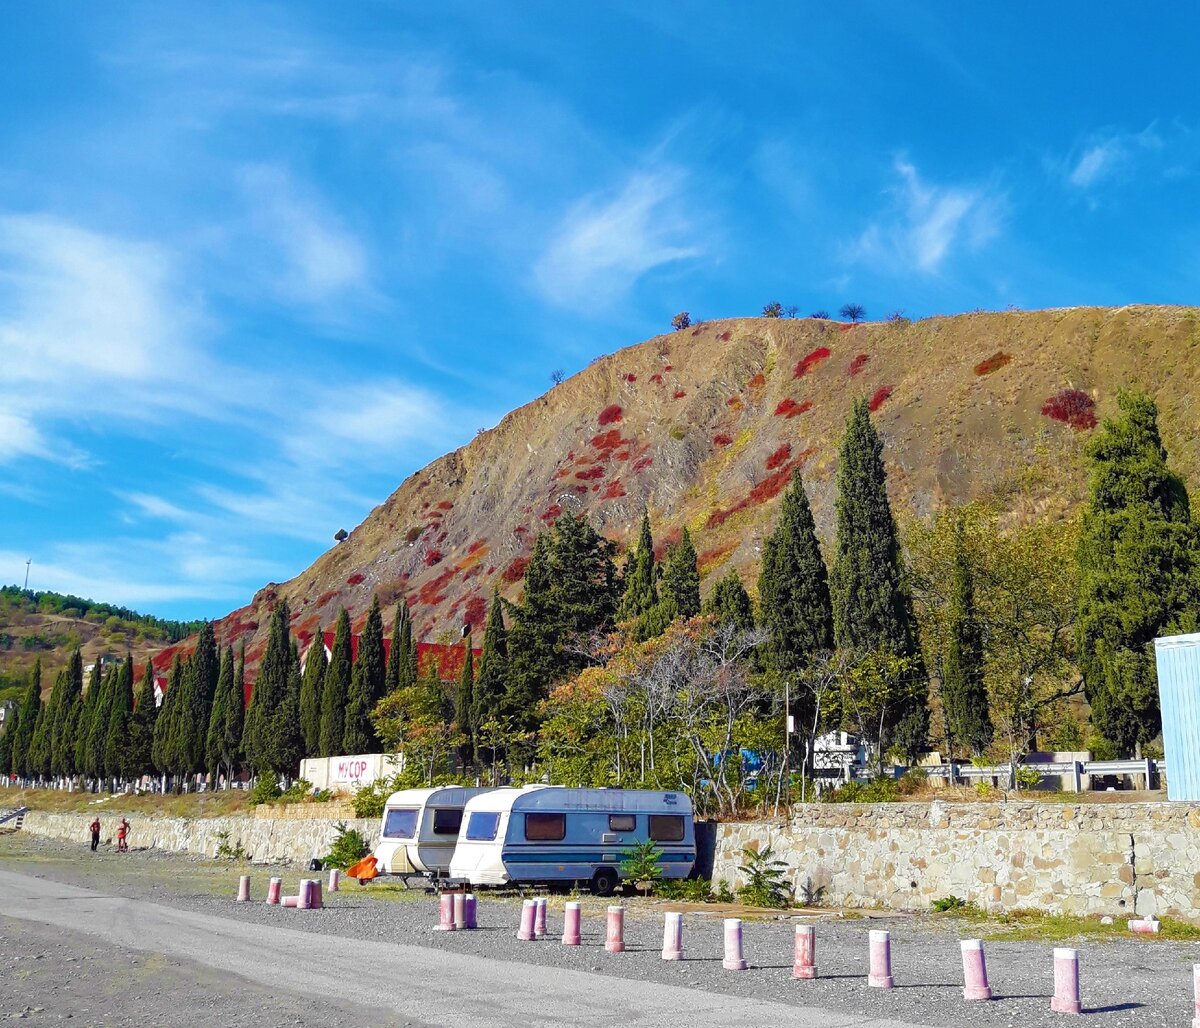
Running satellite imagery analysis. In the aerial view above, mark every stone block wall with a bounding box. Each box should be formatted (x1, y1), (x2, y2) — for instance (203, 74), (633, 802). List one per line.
(21, 810), (379, 866)
(712, 801), (1200, 920)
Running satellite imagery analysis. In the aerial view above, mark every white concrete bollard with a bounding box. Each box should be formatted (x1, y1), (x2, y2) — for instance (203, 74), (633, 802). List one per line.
(265, 877), (282, 905)
(793, 925), (817, 979)
(1050, 947), (1082, 1014)
(453, 892), (466, 930)
(297, 879), (312, 910)
(1128, 918), (1160, 934)
(1191, 963), (1200, 1028)
(723, 918), (748, 971)
(517, 899), (536, 941)
(867, 929), (894, 989)
(661, 912), (683, 961)
(327, 868), (340, 893)
(562, 902), (581, 946)
(281, 895), (298, 909)
(534, 897), (548, 938)
(464, 894), (477, 930)
(236, 875), (250, 903)
(960, 939), (993, 1001)
(433, 892), (455, 931)
(605, 906), (625, 953)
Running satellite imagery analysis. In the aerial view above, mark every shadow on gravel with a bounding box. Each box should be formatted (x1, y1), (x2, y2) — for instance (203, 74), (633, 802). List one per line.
(1086, 1003), (1144, 1014)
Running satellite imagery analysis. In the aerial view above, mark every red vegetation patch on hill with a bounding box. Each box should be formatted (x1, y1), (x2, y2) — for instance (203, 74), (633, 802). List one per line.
(794, 347), (831, 378)
(848, 354), (870, 376)
(501, 556), (530, 584)
(345, 573), (365, 586)
(633, 456), (653, 473)
(591, 429), (624, 451)
(706, 450), (816, 528)
(975, 351), (1012, 375)
(869, 386), (894, 412)
(1041, 389), (1097, 430)
(417, 566), (457, 606)
(698, 540), (738, 575)
(748, 373), (766, 388)
(463, 594), (487, 629)
(575, 466), (604, 481)
(649, 373), (663, 385)
(540, 504), (563, 523)
(673, 390), (687, 399)
(766, 444), (791, 470)
(598, 404), (623, 426)
(774, 398), (812, 418)
(726, 396), (743, 410)
(423, 549), (443, 567)
(713, 433), (733, 446)
(602, 479), (626, 499)
(623, 373), (637, 383)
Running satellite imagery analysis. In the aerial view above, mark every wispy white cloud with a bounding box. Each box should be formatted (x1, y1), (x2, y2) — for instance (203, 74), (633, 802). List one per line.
(533, 168), (701, 307)
(845, 158), (1003, 274)
(1059, 124), (1170, 191)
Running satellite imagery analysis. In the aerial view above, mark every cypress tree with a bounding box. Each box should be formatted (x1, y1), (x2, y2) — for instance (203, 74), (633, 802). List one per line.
(265, 640), (304, 777)
(244, 601), (293, 773)
(342, 657), (376, 754)
(52, 649), (83, 778)
(205, 646), (234, 777)
(703, 569), (756, 634)
(85, 666), (116, 782)
(103, 656), (134, 781)
(75, 660), (102, 776)
(320, 609), (352, 756)
(387, 600), (416, 692)
(454, 632), (474, 765)
(1077, 391), (1197, 755)
(472, 589), (508, 761)
(619, 511), (658, 619)
(28, 704), (50, 781)
(228, 645), (246, 776)
(758, 469), (834, 673)
(661, 528), (701, 618)
(0, 708), (13, 778)
(11, 662), (42, 778)
(152, 655), (184, 778)
(39, 668), (67, 780)
(299, 629), (327, 756)
(941, 522), (991, 756)
(360, 596), (387, 708)
(128, 661), (157, 781)
(174, 624), (218, 776)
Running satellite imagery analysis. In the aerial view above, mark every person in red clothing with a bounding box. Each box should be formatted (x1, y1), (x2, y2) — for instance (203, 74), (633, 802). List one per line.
(89, 818), (100, 852)
(116, 818), (129, 853)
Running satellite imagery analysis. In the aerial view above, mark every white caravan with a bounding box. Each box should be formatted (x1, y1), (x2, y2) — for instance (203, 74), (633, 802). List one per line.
(449, 785), (696, 895)
(373, 786), (494, 879)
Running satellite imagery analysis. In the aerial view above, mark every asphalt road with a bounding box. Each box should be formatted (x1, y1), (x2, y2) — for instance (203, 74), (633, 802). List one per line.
(0, 869), (928, 1028)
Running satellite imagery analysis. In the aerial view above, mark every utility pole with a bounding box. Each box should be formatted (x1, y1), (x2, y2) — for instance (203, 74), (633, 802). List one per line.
(23, 559), (31, 590)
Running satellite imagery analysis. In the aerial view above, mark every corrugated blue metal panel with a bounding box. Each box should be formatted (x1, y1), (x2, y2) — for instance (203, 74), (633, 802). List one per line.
(1154, 632), (1200, 801)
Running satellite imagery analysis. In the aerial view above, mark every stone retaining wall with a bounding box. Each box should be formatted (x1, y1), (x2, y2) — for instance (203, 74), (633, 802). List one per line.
(21, 810), (379, 866)
(713, 801), (1200, 920)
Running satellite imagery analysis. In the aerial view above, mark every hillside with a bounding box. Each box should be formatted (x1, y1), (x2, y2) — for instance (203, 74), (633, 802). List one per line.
(156, 305), (1200, 673)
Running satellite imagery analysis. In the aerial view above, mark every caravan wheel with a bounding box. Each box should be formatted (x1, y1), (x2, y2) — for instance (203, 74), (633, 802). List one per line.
(590, 867), (619, 897)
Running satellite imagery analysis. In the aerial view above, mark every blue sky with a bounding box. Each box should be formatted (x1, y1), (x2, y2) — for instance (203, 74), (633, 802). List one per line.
(1, 2), (1198, 619)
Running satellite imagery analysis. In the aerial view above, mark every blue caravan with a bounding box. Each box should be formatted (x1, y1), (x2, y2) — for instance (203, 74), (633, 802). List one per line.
(448, 785), (695, 895)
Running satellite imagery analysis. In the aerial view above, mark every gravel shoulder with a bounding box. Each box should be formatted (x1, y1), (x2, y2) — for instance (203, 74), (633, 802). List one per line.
(2, 834), (1196, 1028)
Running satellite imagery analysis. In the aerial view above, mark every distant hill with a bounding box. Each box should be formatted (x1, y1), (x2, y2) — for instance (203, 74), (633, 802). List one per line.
(115, 306), (1200, 675)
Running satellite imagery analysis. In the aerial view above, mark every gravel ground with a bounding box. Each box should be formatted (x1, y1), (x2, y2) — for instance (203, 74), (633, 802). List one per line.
(3, 834), (1196, 1027)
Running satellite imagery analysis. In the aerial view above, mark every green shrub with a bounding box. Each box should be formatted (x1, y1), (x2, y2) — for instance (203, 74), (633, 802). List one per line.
(249, 774), (282, 806)
(715, 879), (734, 903)
(897, 768), (928, 796)
(736, 845), (793, 908)
(619, 840), (664, 895)
(932, 895), (967, 912)
(353, 776), (399, 819)
(277, 779), (316, 805)
(214, 830), (247, 861)
(1014, 765), (1044, 790)
(322, 822), (370, 870)
(826, 777), (899, 803)
(655, 878), (714, 902)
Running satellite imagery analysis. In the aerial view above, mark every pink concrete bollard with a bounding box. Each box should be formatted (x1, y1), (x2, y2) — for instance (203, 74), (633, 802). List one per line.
(236, 875), (251, 903)
(1128, 918), (1160, 934)
(534, 897), (548, 938)
(868, 929), (894, 989)
(453, 892), (466, 930)
(297, 879), (312, 910)
(960, 939), (993, 1001)
(281, 895), (298, 908)
(562, 902), (581, 946)
(793, 925), (817, 980)
(517, 899), (536, 941)
(433, 892), (455, 931)
(1050, 947), (1082, 1014)
(327, 868), (340, 893)
(723, 918), (748, 971)
(661, 912), (683, 961)
(1191, 963), (1200, 1028)
(265, 877), (282, 905)
(605, 906), (625, 953)
(465, 894), (477, 930)
(310, 880), (322, 910)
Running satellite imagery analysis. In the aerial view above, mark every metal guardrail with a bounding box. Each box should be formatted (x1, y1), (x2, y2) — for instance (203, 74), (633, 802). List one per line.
(911, 758), (1161, 792)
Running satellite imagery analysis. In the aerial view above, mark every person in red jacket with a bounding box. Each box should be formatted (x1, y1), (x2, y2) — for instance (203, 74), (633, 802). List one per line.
(116, 818), (129, 852)
(89, 818), (100, 852)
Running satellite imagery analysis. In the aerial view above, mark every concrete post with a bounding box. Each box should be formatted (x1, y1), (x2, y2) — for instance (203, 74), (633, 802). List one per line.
(1050, 947), (1082, 1014)
(1070, 761), (1082, 793)
(517, 899), (536, 941)
(793, 925), (817, 979)
(722, 918), (748, 971)
(562, 902), (581, 946)
(453, 891), (466, 930)
(310, 880), (322, 910)
(465, 894), (477, 930)
(1191, 963), (1200, 1028)
(236, 875), (250, 903)
(327, 868), (340, 892)
(297, 879), (312, 910)
(433, 892), (455, 931)
(661, 912), (683, 960)
(960, 939), (993, 1000)
(868, 929), (894, 989)
(281, 895), (298, 908)
(534, 897), (548, 938)
(605, 906), (625, 953)
(265, 877), (282, 905)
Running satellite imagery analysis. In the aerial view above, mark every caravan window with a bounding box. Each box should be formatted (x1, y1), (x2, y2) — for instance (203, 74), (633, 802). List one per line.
(431, 808), (463, 835)
(608, 814), (636, 832)
(648, 814), (685, 842)
(525, 812), (566, 841)
(465, 811), (501, 841)
(383, 807), (419, 839)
